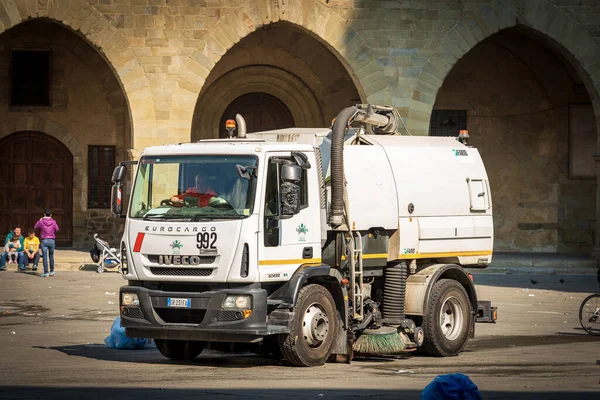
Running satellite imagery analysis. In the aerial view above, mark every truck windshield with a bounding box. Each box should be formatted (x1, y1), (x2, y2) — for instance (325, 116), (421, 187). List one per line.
(129, 155), (258, 220)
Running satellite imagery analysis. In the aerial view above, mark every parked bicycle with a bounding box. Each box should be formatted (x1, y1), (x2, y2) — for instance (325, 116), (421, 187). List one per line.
(578, 268), (600, 336)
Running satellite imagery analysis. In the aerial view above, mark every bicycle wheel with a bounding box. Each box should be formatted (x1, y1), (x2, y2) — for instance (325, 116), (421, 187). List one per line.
(579, 294), (600, 336)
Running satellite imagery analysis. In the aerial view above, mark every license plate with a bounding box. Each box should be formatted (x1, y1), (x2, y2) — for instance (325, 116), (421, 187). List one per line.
(167, 297), (190, 308)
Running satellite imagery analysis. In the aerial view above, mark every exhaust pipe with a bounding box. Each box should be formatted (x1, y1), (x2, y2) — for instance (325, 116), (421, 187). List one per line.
(329, 106), (358, 226)
(235, 113), (246, 138)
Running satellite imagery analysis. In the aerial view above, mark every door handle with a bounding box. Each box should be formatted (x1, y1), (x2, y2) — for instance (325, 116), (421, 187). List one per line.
(303, 247), (313, 259)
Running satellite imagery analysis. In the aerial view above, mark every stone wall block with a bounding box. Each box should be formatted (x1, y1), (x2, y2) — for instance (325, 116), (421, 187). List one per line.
(0, 1), (19, 29)
(252, 0), (277, 25)
(235, 3), (261, 34)
(25, 0), (39, 18)
(14, 0), (29, 20)
(53, 0), (70, 21)
(71, 3), (92, 31)
(491, 0), (517, 29)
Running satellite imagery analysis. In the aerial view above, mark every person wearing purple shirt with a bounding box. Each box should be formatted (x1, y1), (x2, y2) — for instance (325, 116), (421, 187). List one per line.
(34, 209), (60, 278)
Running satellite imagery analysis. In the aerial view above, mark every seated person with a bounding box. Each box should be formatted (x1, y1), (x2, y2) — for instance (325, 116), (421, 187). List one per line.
(1, 226), (24, 270)
(4, 237), (21, 264)
(170, 174), (217, 207)
(23, 228), (41, 271)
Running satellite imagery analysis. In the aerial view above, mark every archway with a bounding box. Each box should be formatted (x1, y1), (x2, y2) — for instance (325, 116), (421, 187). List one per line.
(219, 93), (295, 137)
(192, 22), (361, 141)
(0, 19), (131, 247)
(432, 27), (597, 253)
(0, 132), (73, 246)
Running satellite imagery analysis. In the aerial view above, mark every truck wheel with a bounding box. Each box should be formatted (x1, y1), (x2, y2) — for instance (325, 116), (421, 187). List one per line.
(278, 284), (337, 367)
(421, 279), (471, 357)
(154, 339), (206, 360)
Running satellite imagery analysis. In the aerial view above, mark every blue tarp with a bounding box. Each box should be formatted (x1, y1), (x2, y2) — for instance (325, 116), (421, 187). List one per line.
(421, 373), (482, 400)
(104, 316), (148, 350)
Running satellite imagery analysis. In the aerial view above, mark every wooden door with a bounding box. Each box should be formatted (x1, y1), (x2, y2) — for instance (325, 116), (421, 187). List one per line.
(0, 132), (73, 246)
(220, 92), (295, 138)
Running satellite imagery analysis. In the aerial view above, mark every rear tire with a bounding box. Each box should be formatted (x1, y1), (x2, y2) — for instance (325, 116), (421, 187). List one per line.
(421, 279), (471, 357)
(154, 339), (206, 360)
(579, 294), (600, 336)
(279, 284), (337, 367)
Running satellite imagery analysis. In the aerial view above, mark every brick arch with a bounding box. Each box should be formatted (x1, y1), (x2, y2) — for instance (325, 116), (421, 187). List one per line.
(0, 0), (155, 153)
(170, 0), (369, 143)
(407, 0), (600, 136)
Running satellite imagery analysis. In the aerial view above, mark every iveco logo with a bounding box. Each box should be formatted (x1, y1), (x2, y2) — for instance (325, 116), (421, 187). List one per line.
(158, 255), (204, 265)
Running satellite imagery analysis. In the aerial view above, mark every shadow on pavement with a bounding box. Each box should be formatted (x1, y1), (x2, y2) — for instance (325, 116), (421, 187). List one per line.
(32, 344), (285, 368)
(0, 387), (599, 400)
(465, 333), (600, 351)
(470, 273), (600, 294)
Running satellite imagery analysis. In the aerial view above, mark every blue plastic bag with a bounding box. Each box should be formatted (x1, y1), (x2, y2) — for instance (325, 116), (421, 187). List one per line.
(421, 373), (482, 400)
(104, 316), (148, 349)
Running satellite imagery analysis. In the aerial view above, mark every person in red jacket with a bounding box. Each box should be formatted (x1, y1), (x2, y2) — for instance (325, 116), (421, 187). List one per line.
(170, 174), (216, 207)
(34, 209), (60, 278)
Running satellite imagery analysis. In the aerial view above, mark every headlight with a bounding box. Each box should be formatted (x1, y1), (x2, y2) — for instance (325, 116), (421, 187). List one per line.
(222, 295), (252, 310)
(122, 292), (139, 306)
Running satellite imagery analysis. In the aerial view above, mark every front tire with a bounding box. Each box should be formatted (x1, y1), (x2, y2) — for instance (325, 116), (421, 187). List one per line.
(154, 339), (206, 360)
(279, 284), (337, 367)
(579, 294), (600, 336)
(421, 279), (471, 356)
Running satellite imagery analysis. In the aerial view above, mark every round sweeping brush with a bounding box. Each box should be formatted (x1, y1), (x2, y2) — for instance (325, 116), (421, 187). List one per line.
(352, 326), (405, 355)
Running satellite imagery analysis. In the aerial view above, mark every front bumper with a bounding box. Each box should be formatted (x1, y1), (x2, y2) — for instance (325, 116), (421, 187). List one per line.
(119, 286), (287, 343)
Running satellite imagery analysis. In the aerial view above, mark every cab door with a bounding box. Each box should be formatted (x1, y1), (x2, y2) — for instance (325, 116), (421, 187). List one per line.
(257, 151), (321, 282)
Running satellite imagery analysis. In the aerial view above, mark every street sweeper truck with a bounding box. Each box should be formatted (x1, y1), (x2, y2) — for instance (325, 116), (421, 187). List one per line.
(111, 104), (497, 367)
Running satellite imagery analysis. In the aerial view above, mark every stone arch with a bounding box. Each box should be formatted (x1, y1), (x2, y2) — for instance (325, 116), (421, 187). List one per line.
(0, 0), (154, 153)
(408, 0), (600, 137)
(171, 0), (370, 142)
(192, 66), (324, 141)
(1, 19), (130, 160)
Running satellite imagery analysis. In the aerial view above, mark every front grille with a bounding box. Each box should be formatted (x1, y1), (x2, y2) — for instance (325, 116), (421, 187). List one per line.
(150, 267), (213, 277)
(154, 308), (206, 324)
(218, 310), (243, 322)
(123, 307), (144, 319)
(157, 283), (210, 293)
(146, 255), (216, 264)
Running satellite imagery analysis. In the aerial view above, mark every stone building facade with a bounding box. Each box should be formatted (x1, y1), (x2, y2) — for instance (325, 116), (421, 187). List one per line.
(0, 0), (598, 253)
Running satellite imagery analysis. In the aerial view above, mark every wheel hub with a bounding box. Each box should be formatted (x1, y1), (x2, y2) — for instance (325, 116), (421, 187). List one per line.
(439, 296), (464, 341)
(302, 303), (329, 347)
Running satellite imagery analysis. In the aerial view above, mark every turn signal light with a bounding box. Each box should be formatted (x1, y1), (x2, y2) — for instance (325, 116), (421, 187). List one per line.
(243, 310), (252, 319)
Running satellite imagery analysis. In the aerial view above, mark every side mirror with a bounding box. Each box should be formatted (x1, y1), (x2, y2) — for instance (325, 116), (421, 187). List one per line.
(111, 183), (123, 217)
(281, 164), (302, 184)
(112, 165), (126, 183)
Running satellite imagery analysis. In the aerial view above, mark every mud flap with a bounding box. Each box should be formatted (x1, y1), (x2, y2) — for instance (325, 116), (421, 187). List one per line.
(475, 300), (497, 323)
(329, 312), (353, 364)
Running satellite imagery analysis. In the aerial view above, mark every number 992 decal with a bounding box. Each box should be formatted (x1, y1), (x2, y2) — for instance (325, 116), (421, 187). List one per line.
(197, 231), (218, 255)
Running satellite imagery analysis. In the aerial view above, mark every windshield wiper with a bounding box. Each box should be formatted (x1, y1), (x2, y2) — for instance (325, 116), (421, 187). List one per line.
(190, 214), (244, 221)
(142, 214), (166, 220)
